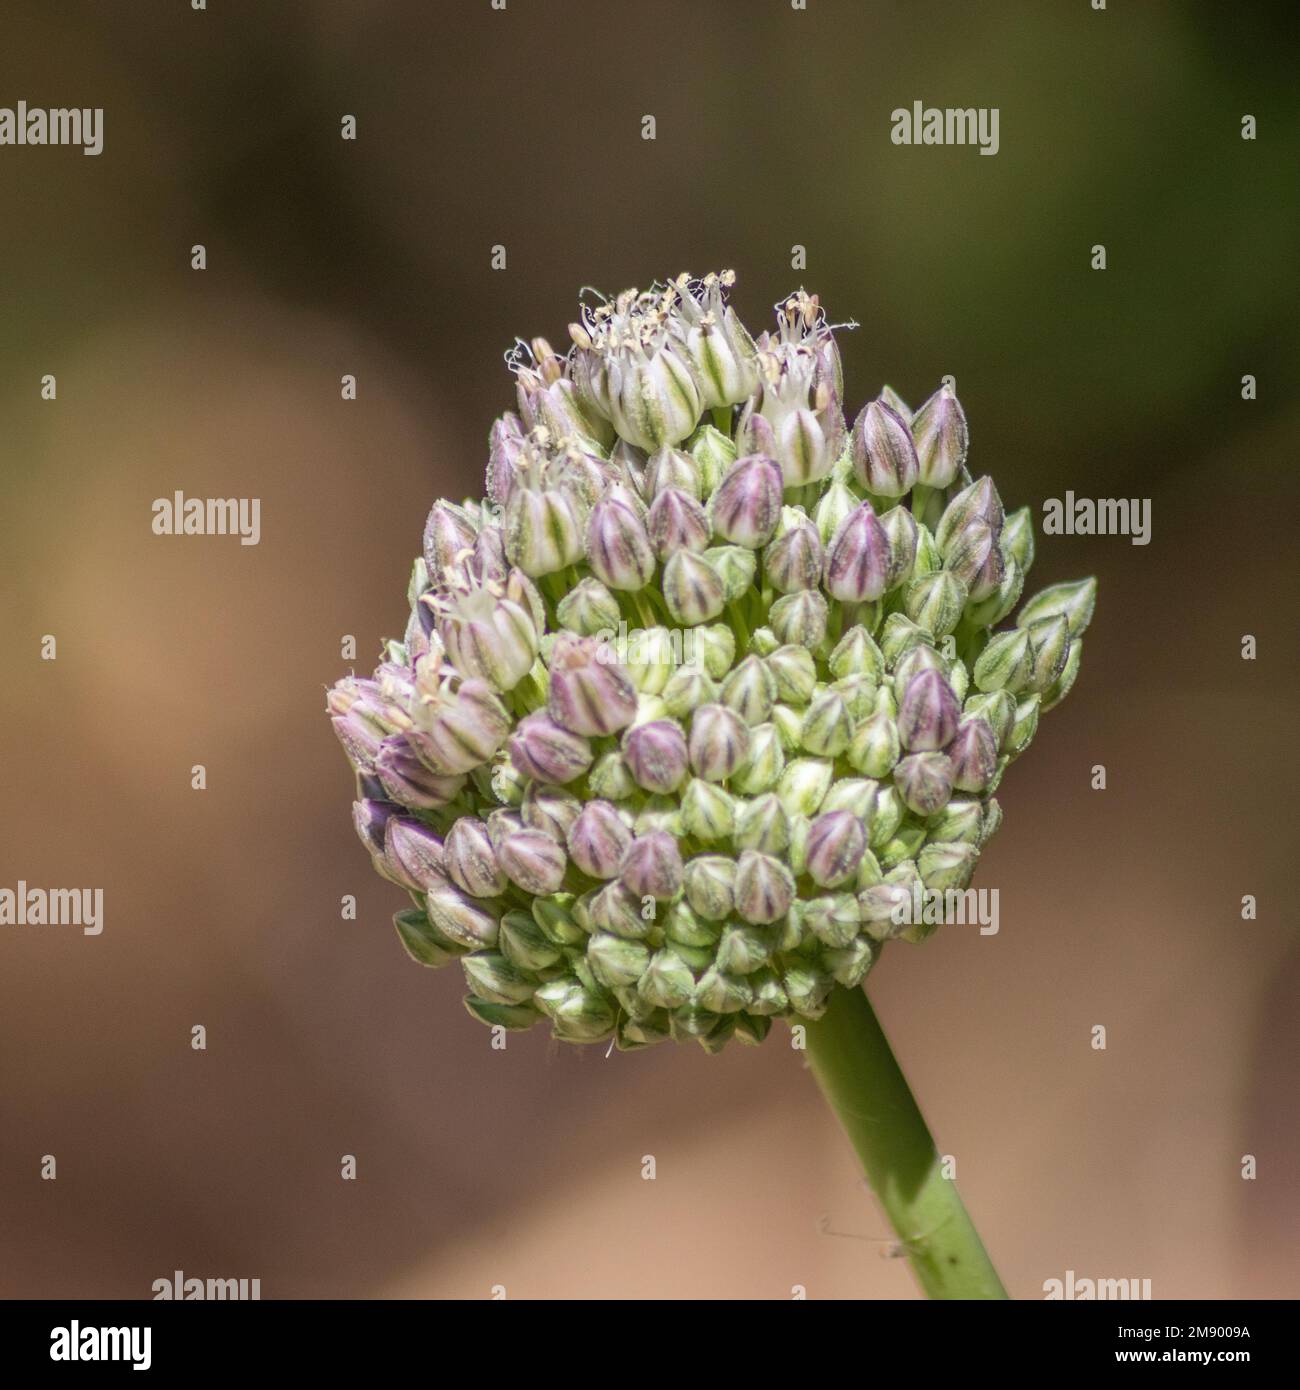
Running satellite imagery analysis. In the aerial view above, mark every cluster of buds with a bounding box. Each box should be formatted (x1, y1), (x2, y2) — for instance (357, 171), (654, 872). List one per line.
(328, 272), (1096, 1052)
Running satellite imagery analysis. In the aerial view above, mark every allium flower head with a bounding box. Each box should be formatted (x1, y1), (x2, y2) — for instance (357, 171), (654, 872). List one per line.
(327, 271), (1097, 1052)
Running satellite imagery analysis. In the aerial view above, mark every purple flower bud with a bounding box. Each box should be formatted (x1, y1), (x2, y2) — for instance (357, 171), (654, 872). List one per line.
(945, 518), (1005, 602)
(622, 720), (690, 794)
(567, 800), (634, 879)
(406, 674), (511, 775)
(764, 515), (824, 592)
(422, 501), (477, 581)
(585, 496), (656, 590)
(893, 751), (954, 816)
(546, 633), (639, 736)
(331, 708), (384, 773)
(486, 412), (527, 505)
(823, 502), (891, 602)
(936, 476), (1005, 555)
(879, 504), (919, 590)
(520, 784), (581, 842)
(647, 487), (710, 558)
(911, 381), (968, 488)
(504, 480), (586, 577)
(428, 580), (539, 692)
(508, 711), (593, 785)
(734, 850), (795, 925)
(947, 715), (998, 792)
(805, 810), (868, 888)
(897, 669), (962, 751)
(688, 703), (752, 782)
(620, 830), (684, 901)
(683, 855), (737, 920)
(374, 736), (465, 809)
(851, 399), (919, 497)
(496, 826), (568, 895)
(709, 454), (784, 548)
(662, 549), (726, 626)
(444, 817), (507, 898)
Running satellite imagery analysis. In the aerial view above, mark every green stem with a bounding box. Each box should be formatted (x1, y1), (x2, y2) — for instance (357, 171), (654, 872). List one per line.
(804, 984), (1008, 1300)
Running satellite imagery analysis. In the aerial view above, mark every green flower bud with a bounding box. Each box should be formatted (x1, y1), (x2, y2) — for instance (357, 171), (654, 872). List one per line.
(681, 777), (736, 841)
(894, 752), (954, 816)
(734, 850), (795, 924)
(973, 628), (1033, 693)
(660, 663), (719, 718)
(905, 569), (968, 637)
(499, 909), (564, 970)
(782, 962), (834, 1019)
(1002, 506), (1035, 573)
(694, 624), (736, 679)
(935, 476), (1004, 556)
(980, 797), (1003, 845)
(683, 855), (737, 921)
(716, 923), (777, 975)
(864, 783), (905, 848)
(823, 936), (878, 989)
(746, 967), (790, 1015)
(1041, 637), (1083, 711)
(777, 756), (834, 817)
(704, 544), (757, 603)
(587, 933), (652, 990)
(963, 551), (1023, 628)
(812, 478), (858, 545)
(730, 722), (785, 794)
(801, 689), (855, 757)
(720, 654), (777, 725)
(879, 825), (926, 870)
(623, 627), (676, 694)
(1017, 577), (1097, 638)
(734, 792), (792, 855)
(848, 710), (900, 776)
(664, 898), (721, 948)
(462, 951), (539, 1006)
(1006, 693), (1041, 758)
(879, 504), (919, 590)
(556, 577), (621, 635)
(879, 613), (934, 669)
(532, 893), (585, 946)
(694, 967), (753, 1014)
(963, 688), (1016, 749)
(926, 797), (985, 846)
(918, 841), (980, 893)
(821, 776), (879, 818)
(803, 892), (862, 947)
(854, 847), (884, 889)
(828, 625), (884, 682)
(537, 978), (617, 1043)
(587, 749), (637, 800)
(771, 702), (805, 752)
(663, 549), (726, 625)
(830, 673), (877, 720)
(770, 589), (829, 648)
(687, 422), (737, 494)
(464, 995), (540, 1031)
(644, 446), (703, 499)
(766, 645), (818, 705)
(1023, 615), (1071, 694)
(394, 906), (463, 968)
(747, 626), (780, 656)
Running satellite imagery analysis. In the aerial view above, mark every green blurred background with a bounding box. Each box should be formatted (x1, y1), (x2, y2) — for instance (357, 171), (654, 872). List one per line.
(1, 0), (1297, 1298)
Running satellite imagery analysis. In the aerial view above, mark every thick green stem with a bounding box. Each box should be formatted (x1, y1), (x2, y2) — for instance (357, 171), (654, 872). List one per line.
(804, 984), (1008, 1300)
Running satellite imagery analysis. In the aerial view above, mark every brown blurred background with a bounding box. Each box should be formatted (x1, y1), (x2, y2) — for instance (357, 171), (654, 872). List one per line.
(1, 0), (1297, 1299)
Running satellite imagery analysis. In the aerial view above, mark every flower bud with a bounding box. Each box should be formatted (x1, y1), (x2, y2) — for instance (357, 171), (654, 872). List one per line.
(947, 715), (998, 792)
(681, 778), (735, 841)
(730, 722), (785, 795)
(851, 399), (919, 497)
(683, 855), (737, 921)
(444, 817), (507, 897)
(647, 487), (711, 557)
(823, 502), (891, 602)
(644, 446), (702, 499)
(764, 514), (824, 592)
(670, 271), (760, 408)
(945, 518), (1005, 602)
(824, 936), (878, 989)
(771, 702), (804, 751)
(734, 792), (792, 855)
(487, 909), (559, 973)
(564, 800), (632, 879)
(547, 633), (639, 735)
(660, 664), (718, 718)
(622, 627), (676, 694)
(407, 674), (511, 775)
(777, 756), (834, 817)
(486, 414), (527, 506)
(587, 880), (652, 939)
(904, 570), (967, 637)
(508, 711), (593, 784)
(765, 645), (818, 706)
(878, 384), (911, 422)
(893, 751), (954, 815)
(919, 842), (979, 893)
(620, 830), (684, 900)
(716, 924), (777, 976)
(936, 476), (1005, 555)
(973, 628), (1033, 693)
(720, 654), (777, 726)
(963, 551), (1023, 629)
(496, 826), (567, 895)
(536, 977), (617, 1042)
(1042, 636), (1083, 711)
(422, 501), (478, 580)
(769, 589), (828, 648)
(806, 810), (868, 888)
(622, 719), (690, 793)
(782, 962), (834, 1019)
(1001, 506), (1036, 573)
(1023, 615), (1071, 693)
(608, 340), (702, 453)
(688, 702), (751, 781)
(430, 581), (539, 692)
(687, 423), (736, 493)
(503, 482), (585, 577)
(847, 708), (900, 777)
(586, 933), (652, 990)
(374, 738), (465, 809)
(927, 797), (985, 845)
(734, 850), (795, 925)
(382, 815), (447, 892)
(704, 544), (757, 602)
(693, 967), (753, 1015)
(1017, 577), (1098, 638)
(891, 642), (947, 703)
(803, 893), (862, 948)
(911, 381), (968, 488)
(709, 453), (784, 547)
(556, 576), (621, 635)
(426, 878), (500, 949)
(661, 549), (726, 626)
(1007, 693), (1041, 757)
(963, 689), (1016, 749)
(829, 625), (885, 682)
(801, 689), (855, 757)
(637, 948), (697, 1009)
(897, 669), (961, 751)
(879, 504), (920, 590)
(586, 496), (656, 590)
(586, 750), (636, 801)
(812, 479), (858, 545)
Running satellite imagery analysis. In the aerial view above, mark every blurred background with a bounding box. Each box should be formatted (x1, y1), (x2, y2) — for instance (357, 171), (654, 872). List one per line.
(1, 0), (1297, 1299)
